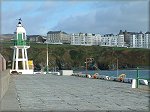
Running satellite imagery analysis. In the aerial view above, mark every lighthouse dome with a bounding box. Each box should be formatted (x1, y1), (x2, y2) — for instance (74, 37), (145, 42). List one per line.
(16, 24), (26, 33)
(16, 27), (26, 33)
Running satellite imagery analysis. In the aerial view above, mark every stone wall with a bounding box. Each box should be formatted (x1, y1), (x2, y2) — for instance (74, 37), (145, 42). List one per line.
(0, 70), (10, 100)
(0, 53), (6, 72)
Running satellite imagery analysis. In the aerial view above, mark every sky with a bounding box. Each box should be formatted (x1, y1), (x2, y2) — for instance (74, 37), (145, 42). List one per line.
(1, 0), (149, 35)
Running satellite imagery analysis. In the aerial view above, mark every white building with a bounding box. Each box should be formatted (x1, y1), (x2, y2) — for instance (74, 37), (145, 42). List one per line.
(129, 31), (150, 49)
(145, 32), (150, 48)
(47, 31), (70, 44)
(100, 32), (125, 47)
(71, 33), (101, 46)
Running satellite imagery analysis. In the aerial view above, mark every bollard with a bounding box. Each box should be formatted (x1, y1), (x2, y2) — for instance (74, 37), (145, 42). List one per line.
(136, 67), (139, 88)
(132, 79), (136, 88)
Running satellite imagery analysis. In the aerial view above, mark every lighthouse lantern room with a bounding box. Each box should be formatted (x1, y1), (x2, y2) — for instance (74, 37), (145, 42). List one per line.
(10, 19), (33, 74)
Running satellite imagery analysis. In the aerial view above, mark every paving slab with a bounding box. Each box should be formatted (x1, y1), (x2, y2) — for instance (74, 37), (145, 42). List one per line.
(0, 74), (150, 111)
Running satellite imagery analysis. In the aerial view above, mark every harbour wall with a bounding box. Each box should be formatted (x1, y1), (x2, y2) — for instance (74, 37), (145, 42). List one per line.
(0, 70), (10, 100)
(0, 53), (6, 71)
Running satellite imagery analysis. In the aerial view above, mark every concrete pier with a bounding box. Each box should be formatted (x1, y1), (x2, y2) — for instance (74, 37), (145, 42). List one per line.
(0, 70), (10, 100)
(0, 74), (149, 111)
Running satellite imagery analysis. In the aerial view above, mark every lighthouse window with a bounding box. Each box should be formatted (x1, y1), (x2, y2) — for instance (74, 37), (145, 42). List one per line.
(23, 33), (26, 40)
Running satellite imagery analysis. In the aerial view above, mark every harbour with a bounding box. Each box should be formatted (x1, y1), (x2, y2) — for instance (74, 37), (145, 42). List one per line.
(1, 1), (150, 111)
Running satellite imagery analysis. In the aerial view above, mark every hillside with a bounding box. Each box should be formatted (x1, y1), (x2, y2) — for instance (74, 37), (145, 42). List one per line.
(0, 43), (150, 70)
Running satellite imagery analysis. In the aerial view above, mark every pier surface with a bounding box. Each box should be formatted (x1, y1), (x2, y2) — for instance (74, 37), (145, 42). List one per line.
(1, 74), (149, 111)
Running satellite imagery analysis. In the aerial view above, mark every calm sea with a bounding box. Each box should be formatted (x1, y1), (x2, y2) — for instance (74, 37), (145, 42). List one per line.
(75, 70), (150, 79)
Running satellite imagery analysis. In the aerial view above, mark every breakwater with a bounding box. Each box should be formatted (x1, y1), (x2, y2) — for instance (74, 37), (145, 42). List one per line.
(1, 74), (149, 111)
(0, 70), (10, 100)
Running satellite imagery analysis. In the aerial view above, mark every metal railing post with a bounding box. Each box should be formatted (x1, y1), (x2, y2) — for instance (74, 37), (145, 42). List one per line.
(136, 67), (139, 88)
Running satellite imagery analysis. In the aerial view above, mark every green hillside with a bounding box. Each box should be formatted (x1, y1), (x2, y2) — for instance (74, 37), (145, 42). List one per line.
(1, 43), (150, 70)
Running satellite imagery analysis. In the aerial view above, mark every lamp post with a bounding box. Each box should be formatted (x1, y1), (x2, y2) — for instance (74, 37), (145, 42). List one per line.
(136, 67), (139, 88)
(117, 58), (118, 77)
(113, 47), (119, 77)
(85, 59), (87, 75)
(46, 43), (49, 74)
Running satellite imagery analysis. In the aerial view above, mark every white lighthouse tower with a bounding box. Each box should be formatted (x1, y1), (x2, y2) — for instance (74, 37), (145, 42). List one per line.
(10, 19), (33, 74)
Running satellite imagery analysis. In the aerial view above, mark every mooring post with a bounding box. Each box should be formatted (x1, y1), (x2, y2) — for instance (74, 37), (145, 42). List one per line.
(136, 67), (139, 88)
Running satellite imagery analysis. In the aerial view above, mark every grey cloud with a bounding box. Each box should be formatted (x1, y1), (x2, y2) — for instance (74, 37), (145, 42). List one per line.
(1, 1), (52, 34)
(52, 13), (96, 33)
(1, 1), (74, 34)
(1, 0), (149, 35)
(53, 1), (148, 34)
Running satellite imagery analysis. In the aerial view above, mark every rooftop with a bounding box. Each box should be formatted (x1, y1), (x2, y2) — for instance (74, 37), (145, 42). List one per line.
(47, 31), (68, 34)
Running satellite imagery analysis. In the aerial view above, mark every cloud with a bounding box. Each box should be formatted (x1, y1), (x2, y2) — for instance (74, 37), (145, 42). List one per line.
(1, 1), (53, 35)
(52, 12), (97, 33)
(1, 0), (77, 34)
(1, 0), (149, 35)
(52, 1), (149, 34)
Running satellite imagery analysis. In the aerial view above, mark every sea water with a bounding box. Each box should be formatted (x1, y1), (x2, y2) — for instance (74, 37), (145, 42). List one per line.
(75, 70), (150, 79)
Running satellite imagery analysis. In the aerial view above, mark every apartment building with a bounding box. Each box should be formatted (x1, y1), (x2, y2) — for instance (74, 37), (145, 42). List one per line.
(71, 33), (101, 46)
(145, 32), (150, 48)
(47, 31), (70, 44)
(100, 31), (125, 47)
(130, 31), (150, 48)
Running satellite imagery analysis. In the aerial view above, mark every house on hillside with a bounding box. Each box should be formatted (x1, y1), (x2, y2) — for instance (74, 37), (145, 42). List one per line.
(47, 31), (70, 44)
(0, 34), (14, 41)
(27, 35), (46, 43)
